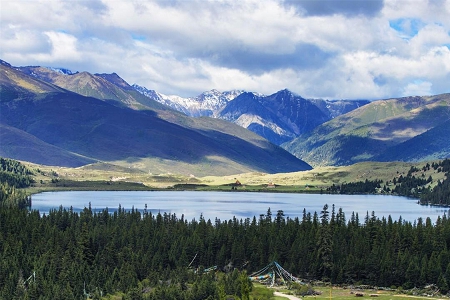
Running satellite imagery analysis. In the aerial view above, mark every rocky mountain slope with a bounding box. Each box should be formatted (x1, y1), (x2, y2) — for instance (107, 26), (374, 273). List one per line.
(220, 90), (326, 145)
(16, 65), (169, 111)
(133, 85), (244, 117)
(134, 85), (369, 145)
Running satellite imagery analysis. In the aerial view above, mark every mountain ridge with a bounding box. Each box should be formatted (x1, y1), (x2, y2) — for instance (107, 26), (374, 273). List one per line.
(132, 85), (370, 145)
(0, 60), (312, 176)
(12, 61), (370, 146)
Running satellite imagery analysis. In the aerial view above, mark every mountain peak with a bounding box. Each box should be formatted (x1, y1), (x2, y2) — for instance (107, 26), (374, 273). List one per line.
(96, 73), (133, 90)
(206, 89), (221, 94)
(0, 59), (12, 67)
(78, 71), (94, 77)
(278, 88), (296, 96)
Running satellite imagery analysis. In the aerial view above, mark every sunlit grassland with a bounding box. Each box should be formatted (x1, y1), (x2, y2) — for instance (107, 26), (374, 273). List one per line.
(22, 160), (446, 194)
(73, 282), (449, 300)
(272, 285), (447, 300)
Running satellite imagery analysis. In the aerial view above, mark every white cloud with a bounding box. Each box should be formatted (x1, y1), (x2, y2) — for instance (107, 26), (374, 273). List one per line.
(402, 80), (433, 97)
(1, 27), (51, 54)
(0, 0), (449, 99)
(43, 31), (81, 62)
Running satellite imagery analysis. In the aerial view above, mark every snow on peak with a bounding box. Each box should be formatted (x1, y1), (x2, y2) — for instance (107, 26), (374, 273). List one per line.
(133, 85), (244, 117)
(132, 84), (163, 101)
(44, 66), (77, 75)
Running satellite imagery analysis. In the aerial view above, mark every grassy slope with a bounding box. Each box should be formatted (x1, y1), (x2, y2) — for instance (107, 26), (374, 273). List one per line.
(23, 160), (446, 191)
(0, 124), (96, 167)
(375, 118), (450, 162)
(283, 94), (450, 167)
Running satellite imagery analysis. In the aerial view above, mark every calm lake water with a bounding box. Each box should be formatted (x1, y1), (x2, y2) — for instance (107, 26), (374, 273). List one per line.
(31, 191), (449, 223)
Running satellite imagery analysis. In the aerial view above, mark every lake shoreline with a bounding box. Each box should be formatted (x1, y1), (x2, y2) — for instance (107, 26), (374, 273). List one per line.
(31, 190), (450, 223)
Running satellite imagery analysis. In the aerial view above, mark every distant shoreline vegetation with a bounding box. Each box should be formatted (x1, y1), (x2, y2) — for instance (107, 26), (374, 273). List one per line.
(1, 157), (450, 209)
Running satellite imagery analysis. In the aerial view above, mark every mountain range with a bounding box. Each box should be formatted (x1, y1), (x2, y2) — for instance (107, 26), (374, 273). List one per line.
(15, 64), (370, 146)
(1, 59), (449, 172)
(0, 60), (312, 176)
(133, 85), (369, 145)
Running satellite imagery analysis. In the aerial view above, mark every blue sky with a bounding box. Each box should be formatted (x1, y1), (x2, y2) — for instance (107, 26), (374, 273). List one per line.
(1, 0), (449, 99)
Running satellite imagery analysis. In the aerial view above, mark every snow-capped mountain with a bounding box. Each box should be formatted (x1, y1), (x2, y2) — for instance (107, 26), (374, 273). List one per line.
(133, 84), (193, 115)
(218, 90), (330, 145)
(133, 85), (244, 117)
(133, 85), (370, 145)
(194, 89), (245, 117)
(1, 60), (369, 150)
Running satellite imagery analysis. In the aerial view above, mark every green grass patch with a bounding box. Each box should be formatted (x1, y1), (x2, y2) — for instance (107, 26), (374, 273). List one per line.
(27, 179), (154, 193)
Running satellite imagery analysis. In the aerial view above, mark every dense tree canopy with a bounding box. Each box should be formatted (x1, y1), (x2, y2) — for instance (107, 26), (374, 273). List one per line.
(1, 203), (450, 299)
(0, 157), (33, 208)
(420, 159), (450, 206)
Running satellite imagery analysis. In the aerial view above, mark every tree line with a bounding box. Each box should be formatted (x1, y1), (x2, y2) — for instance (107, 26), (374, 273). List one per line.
(1, 203), (450, 299)
(322, 159), (450, 207)
(419, 159), (450, 206)
(326, 179), (382, 194)
(0, 157), (33, 208)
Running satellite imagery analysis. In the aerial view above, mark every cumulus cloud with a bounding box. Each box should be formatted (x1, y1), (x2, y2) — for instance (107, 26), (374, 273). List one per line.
(0, 0), (449, 99)
(402, 80), (433, 97)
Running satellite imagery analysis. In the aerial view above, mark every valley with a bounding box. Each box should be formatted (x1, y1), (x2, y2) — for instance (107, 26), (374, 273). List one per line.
(1, 59), (450, 300)
(2, 1), (450, 298)
(2, 157), (450, 299)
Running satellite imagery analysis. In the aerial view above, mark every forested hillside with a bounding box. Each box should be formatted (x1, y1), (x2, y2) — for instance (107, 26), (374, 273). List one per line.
(1, 203), (450, 299)
(420, 159), (450, 205)
(0, 157), (32, 208)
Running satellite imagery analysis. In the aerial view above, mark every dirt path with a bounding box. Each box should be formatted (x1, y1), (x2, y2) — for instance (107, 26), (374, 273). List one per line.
(273, 291), (302, 300)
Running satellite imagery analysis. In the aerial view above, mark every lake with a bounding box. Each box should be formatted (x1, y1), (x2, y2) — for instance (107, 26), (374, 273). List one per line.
(31, 191), (449, 223)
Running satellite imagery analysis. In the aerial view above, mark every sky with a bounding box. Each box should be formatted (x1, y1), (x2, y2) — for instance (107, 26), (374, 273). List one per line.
(1, 0), (450, 99)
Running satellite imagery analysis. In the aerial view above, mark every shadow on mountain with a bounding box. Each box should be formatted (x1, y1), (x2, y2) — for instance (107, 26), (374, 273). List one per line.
(0, 123), (96, 167)
(0, 92), (311, 173)
(374, 119), (450, 162)
(295, 135), (391, 166)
